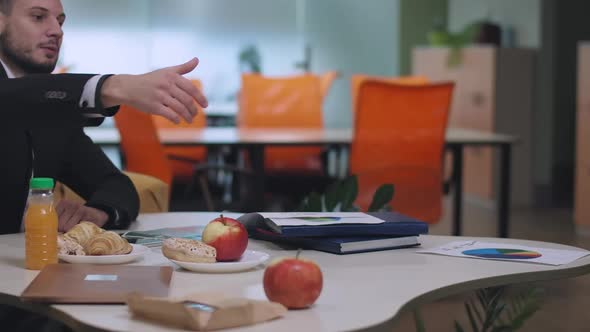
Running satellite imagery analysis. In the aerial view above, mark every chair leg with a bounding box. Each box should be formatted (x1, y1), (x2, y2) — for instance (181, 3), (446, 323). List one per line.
(442, 150), (454, 195)
(222, 171), (233, 204)
(198, 174), (215, 211)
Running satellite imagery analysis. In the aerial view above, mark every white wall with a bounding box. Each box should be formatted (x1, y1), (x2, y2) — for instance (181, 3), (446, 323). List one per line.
(149, 0), (303, 102)
(304, 0), (401, 128)
(60, 0), (152, 74)
(448, 0), (541, 48)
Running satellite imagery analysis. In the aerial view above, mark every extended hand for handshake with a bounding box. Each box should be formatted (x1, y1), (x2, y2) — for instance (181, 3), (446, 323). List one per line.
(100, 57), (208, 124)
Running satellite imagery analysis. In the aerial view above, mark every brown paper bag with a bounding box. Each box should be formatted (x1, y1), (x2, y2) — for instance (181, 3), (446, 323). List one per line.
(127, 292), (287, 331)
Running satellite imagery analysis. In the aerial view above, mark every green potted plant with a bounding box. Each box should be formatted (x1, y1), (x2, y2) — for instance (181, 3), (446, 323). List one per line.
(239, 44), (262, 74)
(414, 286), (543, 332)
(298, 175), (394, 213)
(427, 21), (481, 67)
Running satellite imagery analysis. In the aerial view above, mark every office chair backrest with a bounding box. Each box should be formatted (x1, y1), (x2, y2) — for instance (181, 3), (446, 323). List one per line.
(114, 105), (173, 187)
(351, 74), (429, 121)
(351, 80), (454, 222)
(239, 74), (323, 128)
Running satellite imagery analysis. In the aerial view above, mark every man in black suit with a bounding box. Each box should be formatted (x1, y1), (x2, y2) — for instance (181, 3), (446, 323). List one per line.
(0, 0), (208, 235)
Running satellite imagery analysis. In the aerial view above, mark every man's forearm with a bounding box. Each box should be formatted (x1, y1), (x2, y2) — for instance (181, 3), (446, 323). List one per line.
(100, 74), (130, 109)
(96, 58), (208, 124)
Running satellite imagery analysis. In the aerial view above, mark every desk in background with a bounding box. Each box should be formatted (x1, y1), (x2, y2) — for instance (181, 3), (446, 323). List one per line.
(85, 127), (517, 238)
(203, 102), (238, 127)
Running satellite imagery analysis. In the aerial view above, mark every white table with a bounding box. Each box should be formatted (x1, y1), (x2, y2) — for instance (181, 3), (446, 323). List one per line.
(84, 127), (514, 147)
(85, 127), (518, 238)
(1, 212), (589, 332)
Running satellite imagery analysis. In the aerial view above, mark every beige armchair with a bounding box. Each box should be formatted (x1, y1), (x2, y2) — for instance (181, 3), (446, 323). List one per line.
(54, 171), (169, 213)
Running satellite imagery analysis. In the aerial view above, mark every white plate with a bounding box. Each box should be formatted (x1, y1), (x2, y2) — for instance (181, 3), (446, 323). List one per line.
(58, 244), (150, 265)
(169, 250), (270, 273)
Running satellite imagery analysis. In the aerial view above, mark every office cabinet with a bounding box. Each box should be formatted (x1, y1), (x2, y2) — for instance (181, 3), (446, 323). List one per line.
(412, 46), (535, 206)
(575, 42), (590, 231)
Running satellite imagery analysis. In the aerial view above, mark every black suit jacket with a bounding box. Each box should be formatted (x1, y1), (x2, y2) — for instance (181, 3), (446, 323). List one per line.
(0, 66), (139, 234)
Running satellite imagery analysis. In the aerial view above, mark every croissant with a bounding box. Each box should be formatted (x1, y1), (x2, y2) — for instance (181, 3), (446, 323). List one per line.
(85, 231), (132, 256)
(65, 221), (104, 248)
(57, 234), (86, 256)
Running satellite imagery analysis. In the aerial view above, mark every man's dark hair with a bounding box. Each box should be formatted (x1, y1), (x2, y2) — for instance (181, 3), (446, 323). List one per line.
(0, 0), (13, 14)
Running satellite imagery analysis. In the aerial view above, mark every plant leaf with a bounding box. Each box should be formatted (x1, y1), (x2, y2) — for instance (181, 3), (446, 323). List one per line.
(464, 301), (479, 332)
(482, 288), (506, 331)
(459, 287), (542, 332)
(339, 175), (358, 211)
(324, 179), (343, 212)
(413, 310), (426, 332)
(476, 289), (487, 308)
(485, 304), (506, 332)
(459, 22), (481, 44)
(302, 192), (323, 212)
(506, 288), (543, 330)
(453, 321), (466, 332)
(470, 298), (484, 326)
(368, 184), (394, 212)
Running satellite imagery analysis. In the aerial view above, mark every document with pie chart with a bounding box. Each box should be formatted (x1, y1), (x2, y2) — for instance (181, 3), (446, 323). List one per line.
(418, 241), (590, 266)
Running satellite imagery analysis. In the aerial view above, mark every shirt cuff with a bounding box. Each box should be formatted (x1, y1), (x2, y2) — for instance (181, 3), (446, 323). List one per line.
(79, 74), (120, 118)
(96, 74), (120, 117)
(80, 75), (102, 110)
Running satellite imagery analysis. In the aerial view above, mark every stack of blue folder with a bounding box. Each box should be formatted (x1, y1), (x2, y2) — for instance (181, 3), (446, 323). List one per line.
(238, 212), (429, 255)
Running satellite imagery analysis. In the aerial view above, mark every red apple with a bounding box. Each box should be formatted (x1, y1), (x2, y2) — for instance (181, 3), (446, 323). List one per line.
(202, 215), (248, 261)
(263, 252), (323, 309)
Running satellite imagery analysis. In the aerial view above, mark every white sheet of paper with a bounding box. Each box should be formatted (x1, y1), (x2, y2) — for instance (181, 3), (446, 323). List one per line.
(260, 212), (385, 226)
(417, 241), (590, 266)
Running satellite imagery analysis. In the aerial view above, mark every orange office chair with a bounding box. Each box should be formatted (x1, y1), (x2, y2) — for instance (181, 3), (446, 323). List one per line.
(152, 80), (208, 183)
(351, 74), (429, 119)
(319, 71), (340, 100)
(350, 80), (454, 223)
(239, 73), (325, 174)
(114, 105), (215, 211)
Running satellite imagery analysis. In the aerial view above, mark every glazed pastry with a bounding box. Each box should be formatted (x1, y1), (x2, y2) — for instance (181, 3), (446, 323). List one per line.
(162, 238), (217, 263)
(57, 234), (86, 256)
(65, 221), (104, 248)
(85, 231), (133, 256)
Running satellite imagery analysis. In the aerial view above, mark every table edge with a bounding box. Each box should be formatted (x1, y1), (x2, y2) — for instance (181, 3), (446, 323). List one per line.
(2, 258), (589, 332)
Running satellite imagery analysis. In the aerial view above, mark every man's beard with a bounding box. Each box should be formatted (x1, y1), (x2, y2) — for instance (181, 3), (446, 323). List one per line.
(0, 28), (58, 75)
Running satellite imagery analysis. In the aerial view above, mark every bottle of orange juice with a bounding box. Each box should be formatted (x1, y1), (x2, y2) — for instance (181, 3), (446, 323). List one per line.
(25, 178), (58, 270)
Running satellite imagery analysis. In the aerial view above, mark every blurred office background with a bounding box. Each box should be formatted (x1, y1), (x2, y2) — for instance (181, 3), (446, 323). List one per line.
(60, 0), (588, 209)
(52, 0), (590, 330)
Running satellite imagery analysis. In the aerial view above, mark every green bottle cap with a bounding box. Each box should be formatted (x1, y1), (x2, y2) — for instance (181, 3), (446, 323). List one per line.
(29, 178), (54, 190)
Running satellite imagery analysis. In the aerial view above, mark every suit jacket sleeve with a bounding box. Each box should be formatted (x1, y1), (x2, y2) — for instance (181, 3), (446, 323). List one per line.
(57, 129), (140, 229)
(0, 73), (119, 128)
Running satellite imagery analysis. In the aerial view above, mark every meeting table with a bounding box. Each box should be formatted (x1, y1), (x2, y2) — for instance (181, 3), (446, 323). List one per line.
(1, 212), (589, 331)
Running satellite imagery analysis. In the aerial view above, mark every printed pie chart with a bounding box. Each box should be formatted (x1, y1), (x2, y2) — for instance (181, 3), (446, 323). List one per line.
(462, 248), (542, 260)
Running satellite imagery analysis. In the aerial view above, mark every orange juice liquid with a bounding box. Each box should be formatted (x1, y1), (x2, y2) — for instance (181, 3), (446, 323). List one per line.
(25, 201), (58, 270)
